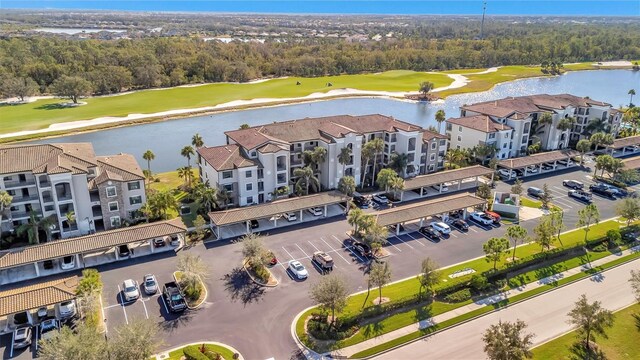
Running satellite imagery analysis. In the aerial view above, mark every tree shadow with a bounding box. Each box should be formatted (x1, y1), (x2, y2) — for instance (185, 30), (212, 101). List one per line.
(159, 308), (196, 333)
(34, 103), (68, 110)
(361, 319), (385, 339)
(633, 312), (640, 331)
(534, 263), (565, 287)
(222, 266), (265, 306)
(569, 341), (607, 360)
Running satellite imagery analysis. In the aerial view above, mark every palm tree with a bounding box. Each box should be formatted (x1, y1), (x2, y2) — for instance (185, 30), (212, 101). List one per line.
(180, 145), (195, 168)
(177, 167), (193, 188)
(347, 208), (366, 234)
(389, 152), (409, 177)
(303, 146), (327, 170)
(361, 143), (375, 187)
(38, 215), (57, 242)
(194, 183), (218, 213)
(142, 150), (155, 177)
(556, 116), (575, 132)
(419, 81), (434, 96)
(576, 139), (592, 166)
(293, 166), (320, 195)
(337, 147), (352, 177)
(435, 109), (446, 133)
(369, 138), (384, 182)
(590, 132), (614, 152)
(388, 176), (405, 201)
(191, 133), (204, 148)
(65, 211), (76, 227)
(151, 190), (178, 219)
(17, 212), (42, 245)
(629, 89), (636, 106)
(365, 224), (389, 252)
(239, 124), (250, 130)
(0, 191), (13, 245)
(584, 119), (610, 136)
(216, 188), (232, 210)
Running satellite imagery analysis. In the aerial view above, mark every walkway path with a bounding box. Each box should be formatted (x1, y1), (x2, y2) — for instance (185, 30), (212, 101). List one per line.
(326, 244), (640, 358)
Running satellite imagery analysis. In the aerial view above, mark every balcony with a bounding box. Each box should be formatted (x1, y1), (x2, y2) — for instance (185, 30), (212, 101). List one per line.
(42, 196), (53, 203)
(4, 179), (36, 189)
(92, 208), (103, 218)
(62, 224), (79, 232)
(39, 180), (51, 188)
(10, 211), (32, 220)
(11, 194), (40, 204)
(57, 194), (73, 202)
(90, 192), (100, 202)
(290, 155), (303, 166)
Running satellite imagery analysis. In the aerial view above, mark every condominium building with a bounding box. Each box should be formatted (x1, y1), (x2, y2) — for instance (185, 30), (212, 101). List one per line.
(0, 143), (146, 240)
(446, 94), (621, 159)
(197, 114), (448, 207)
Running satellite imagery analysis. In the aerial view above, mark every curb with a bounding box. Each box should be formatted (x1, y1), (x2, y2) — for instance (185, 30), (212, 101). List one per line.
(351, 252), (640, 359)
(243, 260), (279, 288)
(153, 341), (244, 360)
(172, 271), (208, 310)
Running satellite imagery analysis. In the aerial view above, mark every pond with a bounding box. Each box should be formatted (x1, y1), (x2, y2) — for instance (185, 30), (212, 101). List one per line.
(28, 69), (639, 172)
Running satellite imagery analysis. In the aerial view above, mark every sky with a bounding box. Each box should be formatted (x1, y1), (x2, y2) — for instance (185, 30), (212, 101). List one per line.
(2, 1), (639, 16)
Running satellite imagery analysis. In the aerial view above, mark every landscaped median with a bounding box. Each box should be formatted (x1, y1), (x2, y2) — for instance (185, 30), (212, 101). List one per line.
(293, 218), (640, 358)
(174, 271), (208, 309)
(153, 341), (243, 360)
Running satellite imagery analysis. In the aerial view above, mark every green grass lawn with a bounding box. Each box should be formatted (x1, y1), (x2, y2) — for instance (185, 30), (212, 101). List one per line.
(297, 218), (627, 352)
(148, 171), (198, 226)
(532, 303), (640, 360)
(165, 343), (237, 360)
(0, 70), (451, 135)
(438, 65), (546, 97)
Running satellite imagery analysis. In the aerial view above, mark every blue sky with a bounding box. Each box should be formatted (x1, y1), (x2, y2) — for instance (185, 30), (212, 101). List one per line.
(3, 1), (639, 16)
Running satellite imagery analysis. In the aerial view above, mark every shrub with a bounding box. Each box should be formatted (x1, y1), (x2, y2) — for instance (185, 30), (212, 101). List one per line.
(591, 244), (608, 252)
(183, 345), (210, 360)
(606, 229), (622, 246)
(307, 314), (359, 341)
(251, 263), (270, 282)
(204, 350), (222, 360)
(492, 278), (508, 290)
(443, 288), (472, 303)
(183, 283), (202, 301)
(470, 274), (490, 291)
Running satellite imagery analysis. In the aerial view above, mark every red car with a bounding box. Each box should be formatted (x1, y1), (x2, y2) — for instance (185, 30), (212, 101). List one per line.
(484, 210), (501, 223)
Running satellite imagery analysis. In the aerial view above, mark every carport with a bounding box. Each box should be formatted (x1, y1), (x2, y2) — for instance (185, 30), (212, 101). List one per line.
(498, 149), (580, 180)
(208, 191), (347, 239)
(622, 157), (640, 170)
(607, 135), (640, 157)
(402, 165), (493, 201)
(375, 193), (487, 235)
(0, 276), (78, 335)
(0, 219), (186, 286)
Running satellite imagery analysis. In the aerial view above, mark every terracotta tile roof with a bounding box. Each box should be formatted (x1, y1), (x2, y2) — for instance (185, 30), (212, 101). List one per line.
(95, 154), (145, 184)
(498, 149), (579, 169)
(225, 114), (421, 150)
(461, 94), (611, 119)
(197, 144), (259, 171)
(622, 157), (640, 170)
(0, 219), (186, 270)
(209, 191), (345, 226)
(404, 165), (494, 191)
(421, 129), (448, 142)
(0, 276), (78, 317)
(447, 115), (512, 133)
(376, 194), (486, 227)
(0, 143), (97, 175)
(609, 135), (640, 149)
(258, 143), (289, 154)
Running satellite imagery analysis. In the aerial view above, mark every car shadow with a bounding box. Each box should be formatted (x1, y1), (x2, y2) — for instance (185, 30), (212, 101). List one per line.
(222, 267), (265, 306)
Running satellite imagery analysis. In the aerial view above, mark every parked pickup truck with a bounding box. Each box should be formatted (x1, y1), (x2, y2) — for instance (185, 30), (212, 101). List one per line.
(568, 190), (592, 202)
(313, 251), (334, 273)
(163, 282), (187, 313)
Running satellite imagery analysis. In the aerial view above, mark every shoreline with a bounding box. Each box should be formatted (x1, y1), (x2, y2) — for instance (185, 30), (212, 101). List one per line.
(1, 63), (634, 144)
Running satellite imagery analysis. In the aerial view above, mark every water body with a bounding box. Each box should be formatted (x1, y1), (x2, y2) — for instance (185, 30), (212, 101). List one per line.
(28, 69), (639, 172)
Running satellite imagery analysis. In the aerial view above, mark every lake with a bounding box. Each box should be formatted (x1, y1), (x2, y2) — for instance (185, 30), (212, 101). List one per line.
(28, 69), (639, 172)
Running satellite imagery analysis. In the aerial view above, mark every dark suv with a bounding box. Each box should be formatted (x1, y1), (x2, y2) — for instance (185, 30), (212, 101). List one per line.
(419, 226), (441, 242)
(589, 184), (616, 199)
(352, 241), (372, 258)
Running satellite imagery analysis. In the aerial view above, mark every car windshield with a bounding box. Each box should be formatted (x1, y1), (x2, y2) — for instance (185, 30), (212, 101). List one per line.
(60, 301), (72, 307)
(145, 280), (156, 287)
(42, 321), (55, 331)
(292, 263), (303, 270)
(125, 285), (137, 292)
(171, 294), (182, 301)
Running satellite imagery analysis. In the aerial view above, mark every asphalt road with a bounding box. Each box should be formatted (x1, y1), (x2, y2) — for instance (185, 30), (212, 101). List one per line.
(1, 164), (629, 360)
(374, 258), (640, 360)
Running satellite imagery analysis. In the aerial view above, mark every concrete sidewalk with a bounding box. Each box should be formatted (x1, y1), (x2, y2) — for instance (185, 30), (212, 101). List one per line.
(327, 243), (640, 358)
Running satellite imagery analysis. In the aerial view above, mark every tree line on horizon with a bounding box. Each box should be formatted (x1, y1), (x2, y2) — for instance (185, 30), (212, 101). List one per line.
(0, 22), (639, 100)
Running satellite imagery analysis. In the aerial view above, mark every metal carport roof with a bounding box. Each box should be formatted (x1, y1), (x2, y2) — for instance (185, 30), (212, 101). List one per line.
(375, 193), (486, 227)
(403, 165), (493, 191)
(498, 150), (579, 169)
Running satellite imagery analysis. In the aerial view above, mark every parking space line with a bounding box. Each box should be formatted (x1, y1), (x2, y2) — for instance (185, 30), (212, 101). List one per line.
(315, 239), (350, 265)
(295, 243), (311, 259)
(141, 299), (149, 319)
(281, 246), (296, 261)
(160, 294), (169, 314)
(330, 235), (366, 262)
(469, 227), (479, 233)
(387, 237), (404, 252)
(100, 296), (107, 333)
(393, 235), (414, 249)
(9, 330), (14, 358)
(404, 232), (426, 246)
(449, 232), (458, 238)
(117, 284), (129, 325)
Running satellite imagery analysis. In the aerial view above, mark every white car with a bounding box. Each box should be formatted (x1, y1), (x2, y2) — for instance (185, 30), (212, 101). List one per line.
(288, 260), (308, 280)
(470, 211), (494, 226)
(497, 169), (513, 178)
(142, 274), (158, 295)
(373, 194), (389, 204)
(58, 300), (76, 319)
(60, 255), (75, 270)
(284, 212), (297, 221)
(429, 221), (451, 235)
(122, 279), (140, 302)
(307, 207), (323, 216)
(431, 184), (449, 192)
(525, 166), (538, 173)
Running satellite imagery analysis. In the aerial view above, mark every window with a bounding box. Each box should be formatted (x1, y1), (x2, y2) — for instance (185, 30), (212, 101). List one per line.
(3, 176), (12, 181)
(390, 134), (397, 142)
(504, 132), (509, 138)
(488, 133), (496, 139)
(428, 164), (435, 171)
(127, 181), (140, 191)
(245, 170), (252, 178)
(440, 139), (446, 146)
(431, 142), (437, 150)
(108, 201), (119, 212)
(129, 196), (142, 205)
(408, 153), (415, 162)
(44, 205), (54, 212)
(277, 173), (287, 184)
(503, 143), (507, 149)
(258, 182), (264, 191)
(246, 183), (253, 191)
(457, 135), (461, 141)
(247, 196), (254, 204)
(222, 171), (233, 179)
(458, 126), (463, 132)
(257, 169), (264, 179)
(250, 151), (257, 157)
(110, 216), (121, 227)
(106, 186), (117, 198)
(430, 154), (436, 161)
(223, 184), (233, 192)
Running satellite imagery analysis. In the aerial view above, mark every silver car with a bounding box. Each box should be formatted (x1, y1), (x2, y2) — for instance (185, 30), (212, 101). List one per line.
(143, 274), (158, 295)
(13, 327), (32, 349)
(122, 279), (140, 302)
(58, 300), (76, 319)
